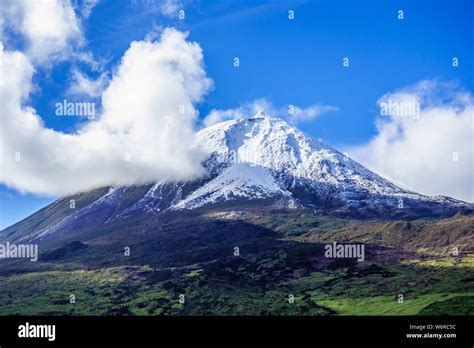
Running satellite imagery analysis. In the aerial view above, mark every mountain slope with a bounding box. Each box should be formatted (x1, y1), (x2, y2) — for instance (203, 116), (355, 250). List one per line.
(1, 114), (472, 243)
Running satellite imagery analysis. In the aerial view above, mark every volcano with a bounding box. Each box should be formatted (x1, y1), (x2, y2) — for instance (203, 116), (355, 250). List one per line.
(2, 114), (471, 244)
(0, 114), (473, 316)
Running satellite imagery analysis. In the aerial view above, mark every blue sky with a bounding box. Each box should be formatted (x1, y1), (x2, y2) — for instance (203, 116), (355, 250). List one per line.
(1, 0), (473, 229)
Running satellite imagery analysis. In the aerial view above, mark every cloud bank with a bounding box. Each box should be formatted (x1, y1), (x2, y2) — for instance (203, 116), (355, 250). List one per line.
(350, 81), (474, 202)
(0, 29), (213, 196)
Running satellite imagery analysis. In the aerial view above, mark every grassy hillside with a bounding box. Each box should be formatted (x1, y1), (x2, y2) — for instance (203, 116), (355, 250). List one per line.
(0, 256), (471, 315)
(0, 208), (472, 315)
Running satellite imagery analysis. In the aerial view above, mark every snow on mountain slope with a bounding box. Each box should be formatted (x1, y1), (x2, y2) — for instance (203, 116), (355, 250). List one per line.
(173, 163), (291, 209)
(121, 182), (165, 215)
(22, 186), (128, 242)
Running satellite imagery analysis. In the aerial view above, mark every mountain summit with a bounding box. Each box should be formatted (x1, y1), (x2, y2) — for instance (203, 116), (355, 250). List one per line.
(178, 115), (468, 214)
(2, 115), (471, 242)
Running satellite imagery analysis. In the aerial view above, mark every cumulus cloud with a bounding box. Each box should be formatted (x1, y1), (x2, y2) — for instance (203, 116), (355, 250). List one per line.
(350, 81), (474, 202)
(0, 29), (213, 196)
(202, 98), (338, 127)
(0, 0), (83, 64)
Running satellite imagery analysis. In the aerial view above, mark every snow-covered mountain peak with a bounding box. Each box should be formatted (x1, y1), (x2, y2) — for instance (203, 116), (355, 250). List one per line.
(195, 116), (400, 195)
(177, 115), (469, 212)
(196, 115), (326, 161)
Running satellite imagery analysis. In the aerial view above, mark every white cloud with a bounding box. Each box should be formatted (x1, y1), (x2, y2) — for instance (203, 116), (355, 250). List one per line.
(350, 81), (474, 202)
(68, 68), (109, 98)
(161, 0), (182, 17)
(80, 0), (100, 18)
(131, 0), (182, 18)
(202, 98), (271, 127)
(202, 98), (338, 127)
(0, 0), (83, 64)
(287, 104), (339, 124)
(0, 29), (213, 196)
